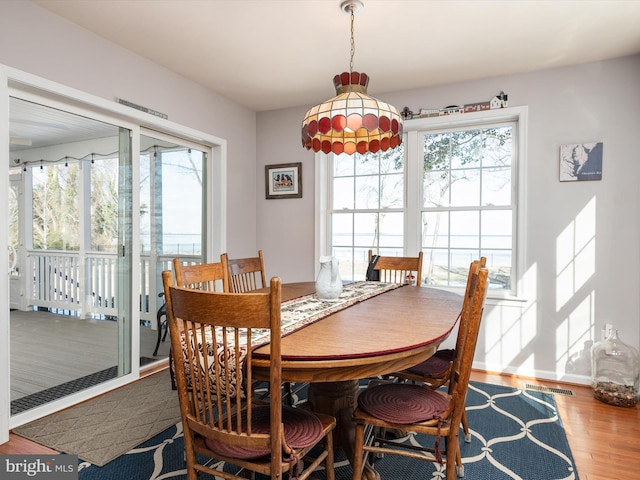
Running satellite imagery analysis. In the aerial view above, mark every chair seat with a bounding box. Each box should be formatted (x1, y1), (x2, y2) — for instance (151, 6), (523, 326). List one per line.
(407, 348), (455, 376)
(357, 383), (450, 424)
(205, 405), (325, 459)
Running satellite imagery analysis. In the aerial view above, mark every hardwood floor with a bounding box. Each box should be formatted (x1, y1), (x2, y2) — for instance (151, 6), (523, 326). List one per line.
(471, 371), (640, 480)
(2, 369), (639, 479)
(0, 434), (58, 454)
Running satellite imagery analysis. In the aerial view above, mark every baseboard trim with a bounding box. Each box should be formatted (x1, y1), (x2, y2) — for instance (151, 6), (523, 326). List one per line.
(473, 362), (590, 386)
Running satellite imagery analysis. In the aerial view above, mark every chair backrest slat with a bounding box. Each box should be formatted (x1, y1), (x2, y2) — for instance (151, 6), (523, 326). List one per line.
(453, 257), (487, 362)
(368, 249), (423, 285)
(222, 250), (267, 293)
(173, 258), (229, 292)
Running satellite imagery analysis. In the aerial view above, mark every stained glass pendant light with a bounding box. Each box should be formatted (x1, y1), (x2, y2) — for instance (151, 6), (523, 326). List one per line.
(301, 0), (403, 155)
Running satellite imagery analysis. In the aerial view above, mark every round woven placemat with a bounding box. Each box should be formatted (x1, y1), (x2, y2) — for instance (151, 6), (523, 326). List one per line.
(408, 349), (455, 376)
(358, 383), (450, 424)
(206, 405), (324, 459)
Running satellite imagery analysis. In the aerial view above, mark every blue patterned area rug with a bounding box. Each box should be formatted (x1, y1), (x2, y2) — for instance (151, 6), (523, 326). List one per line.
(78, 381), (579, 480)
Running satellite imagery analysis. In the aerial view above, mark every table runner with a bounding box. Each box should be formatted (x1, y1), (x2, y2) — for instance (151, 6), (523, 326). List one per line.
(173, 281), (404, 397)
(280, 280), (403, 338)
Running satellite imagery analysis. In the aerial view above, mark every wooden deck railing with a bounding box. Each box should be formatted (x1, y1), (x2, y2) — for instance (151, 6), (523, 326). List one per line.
(25, 250), (199, 324)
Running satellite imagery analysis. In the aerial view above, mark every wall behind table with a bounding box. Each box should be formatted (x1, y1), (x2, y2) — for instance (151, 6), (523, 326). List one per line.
(257, 55), (640, 383)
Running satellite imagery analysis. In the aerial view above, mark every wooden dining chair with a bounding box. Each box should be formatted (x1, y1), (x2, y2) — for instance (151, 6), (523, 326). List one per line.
(351, 265), (489, 480)
(391, 257), (487, 442)
(367, 249), (423, 285)
(173, 258), (229, 292)
(222, 250), (267, 293)
(222, 250), (300, 404)
(155, 259), (230, 356)
(163, 272), (336, 480)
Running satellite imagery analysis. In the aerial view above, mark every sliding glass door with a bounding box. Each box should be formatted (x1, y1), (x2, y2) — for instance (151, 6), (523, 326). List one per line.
(3, 68), (224, 437)
(5, 88), (219, 431)
(138, 132), (206, 360)
(8, 97), (133, 414)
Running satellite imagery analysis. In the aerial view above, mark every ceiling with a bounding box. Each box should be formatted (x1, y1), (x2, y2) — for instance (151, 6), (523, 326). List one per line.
(29, 0), (640, 112)
(10, 97), (119, 152)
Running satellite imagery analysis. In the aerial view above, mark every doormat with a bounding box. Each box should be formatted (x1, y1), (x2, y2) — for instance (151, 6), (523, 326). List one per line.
(13, 369), (180, 467)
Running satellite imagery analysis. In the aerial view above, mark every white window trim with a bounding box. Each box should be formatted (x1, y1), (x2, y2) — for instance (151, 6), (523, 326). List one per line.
(314, 152), (330, 278)
(316, 105), (528, 301)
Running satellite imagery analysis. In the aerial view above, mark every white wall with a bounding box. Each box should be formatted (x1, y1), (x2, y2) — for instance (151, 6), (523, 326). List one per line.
(257, 55), (640, 383)
(0, 1), (258, 257)
(257, 107), (318, 280)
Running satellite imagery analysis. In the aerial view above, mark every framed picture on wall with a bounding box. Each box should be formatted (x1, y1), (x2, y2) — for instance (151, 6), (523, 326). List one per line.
(265, 162), (302, 199)
(559, 142), (603, 182)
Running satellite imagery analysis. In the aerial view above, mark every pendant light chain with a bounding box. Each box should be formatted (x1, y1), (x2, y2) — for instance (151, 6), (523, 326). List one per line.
(349, 8), (355, 75)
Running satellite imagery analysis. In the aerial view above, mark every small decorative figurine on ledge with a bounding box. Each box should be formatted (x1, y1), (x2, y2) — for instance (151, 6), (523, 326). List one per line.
(416, 90), (510, 118)
(490, 91), (508, 109)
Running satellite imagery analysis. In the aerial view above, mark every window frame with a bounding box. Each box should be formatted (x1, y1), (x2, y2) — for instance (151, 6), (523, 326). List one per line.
(316, 105), (528, 299)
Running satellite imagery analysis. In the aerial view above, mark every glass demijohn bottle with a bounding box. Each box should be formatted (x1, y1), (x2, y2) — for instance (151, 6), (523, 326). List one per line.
(591, 329), (639, 407)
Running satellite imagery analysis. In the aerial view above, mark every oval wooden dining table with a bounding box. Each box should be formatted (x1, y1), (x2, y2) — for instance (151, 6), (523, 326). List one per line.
(251, 281), (463, 479)
(251, 282), (462, 382)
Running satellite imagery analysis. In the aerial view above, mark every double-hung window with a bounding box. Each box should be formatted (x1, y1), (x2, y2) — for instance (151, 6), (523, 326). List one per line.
(329, 145), (405, 280)
(421, 123), (514, 290)
(319, 106), (527, 296)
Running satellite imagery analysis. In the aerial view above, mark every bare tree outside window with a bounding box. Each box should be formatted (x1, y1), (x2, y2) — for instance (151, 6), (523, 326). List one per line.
(91, 158), (119, 252)
(139, 144), (204, 256)
(422, 126), (513, 289)
(32, 163), (81, 250)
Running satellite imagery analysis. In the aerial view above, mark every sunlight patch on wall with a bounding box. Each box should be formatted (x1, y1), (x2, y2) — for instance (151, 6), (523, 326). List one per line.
(483, 262), (537, 370)
(556, 262), (573, 312)
(483, 305), (532, 368)
(556, 197), (596, 312)
(515, 352), (536, 376)
(556, 292), (595, 376)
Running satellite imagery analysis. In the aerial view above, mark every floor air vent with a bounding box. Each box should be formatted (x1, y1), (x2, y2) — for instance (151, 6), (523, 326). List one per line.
(524, 384), (575, 397)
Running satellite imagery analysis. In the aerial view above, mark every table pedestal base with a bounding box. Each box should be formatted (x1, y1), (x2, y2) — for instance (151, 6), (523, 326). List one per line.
(308, 380), (380, 480)
(307, 380), (359, 448)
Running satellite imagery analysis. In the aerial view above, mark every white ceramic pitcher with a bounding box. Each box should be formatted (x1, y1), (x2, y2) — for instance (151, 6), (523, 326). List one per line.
(315, 255), (343, 301)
